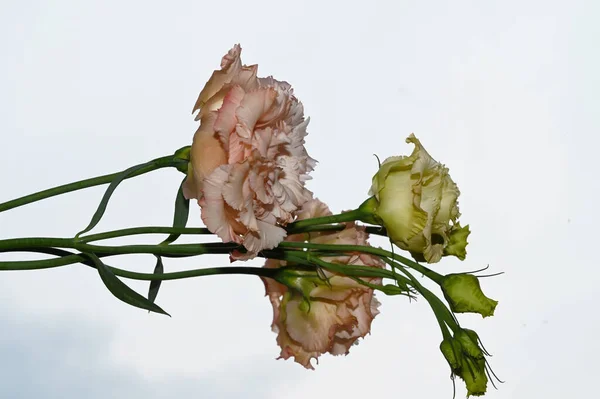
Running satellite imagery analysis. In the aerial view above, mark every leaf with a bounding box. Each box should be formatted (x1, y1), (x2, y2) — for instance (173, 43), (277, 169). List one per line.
(160, 178), (190, 245)
(147, 179), (190, 304)
(88, 253), (170, 316)
(147, 256), (164, 305)
(76, 161), (156, 238)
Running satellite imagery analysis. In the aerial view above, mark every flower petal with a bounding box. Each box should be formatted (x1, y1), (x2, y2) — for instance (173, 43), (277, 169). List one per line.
(235, 88), (277, 138)
(201, 165), (241, 243)
(192, 45), (243, 117)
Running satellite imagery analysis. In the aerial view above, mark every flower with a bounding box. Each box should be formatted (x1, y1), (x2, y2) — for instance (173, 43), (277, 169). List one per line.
(441, 273), (498, 318)
(183, 44), (316, 255)
(262, 199), (383, 369)
(367, 134), (469, 263)
(440, 328), (490, 396)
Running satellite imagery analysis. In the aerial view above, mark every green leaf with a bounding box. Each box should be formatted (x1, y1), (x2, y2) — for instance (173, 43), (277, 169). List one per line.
(76, 161), (156, 238)
(160, 178), (190, 245)
(145, 179), (190, 303)
(88, 253), (170, 316)
(148, 256), (164, 305)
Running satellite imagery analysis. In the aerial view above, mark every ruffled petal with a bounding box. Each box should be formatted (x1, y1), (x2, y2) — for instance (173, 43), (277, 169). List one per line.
(243, 220), (287, 253)
(285, 297), (355, 353)
(200, 165), (240, 243)
(235, 88), (277, 138)
(214, 85), (246, 148)
(192, 44), (243, 117)
(222, 162), (250, 211)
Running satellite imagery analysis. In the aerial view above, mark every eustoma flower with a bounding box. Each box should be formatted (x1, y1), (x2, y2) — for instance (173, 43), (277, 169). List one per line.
(183, 44), (315, 255)
(367, 134), (470, 263)
(263, 199), (383, 369)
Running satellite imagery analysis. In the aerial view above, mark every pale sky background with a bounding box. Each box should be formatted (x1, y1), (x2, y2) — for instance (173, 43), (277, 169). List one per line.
(1, 0), (598, 398)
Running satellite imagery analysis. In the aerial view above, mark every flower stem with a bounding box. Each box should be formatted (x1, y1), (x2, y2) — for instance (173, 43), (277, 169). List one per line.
(277, 241), (443, 284)
(285, 209), (365, 231)
(0, 237), (238, 258)
(0, 246), (277, 281)
(0, 155), (186, 213)
(79, 226), (211, 243)
(383, 258), (459, 336)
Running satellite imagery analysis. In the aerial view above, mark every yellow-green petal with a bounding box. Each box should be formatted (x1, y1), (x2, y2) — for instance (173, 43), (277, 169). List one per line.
(441, 273), (498, 318)
(444, 224), (471, 260)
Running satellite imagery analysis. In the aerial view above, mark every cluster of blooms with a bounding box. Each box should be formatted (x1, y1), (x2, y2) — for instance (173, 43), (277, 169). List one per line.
(184, 45), (471, 368)
(0, 44), (497, 397)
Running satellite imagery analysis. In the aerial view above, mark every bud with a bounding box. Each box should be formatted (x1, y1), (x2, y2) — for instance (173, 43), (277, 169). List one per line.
(440, 329), (489, 397)
(367, 134), (469, 263)
(441, 273), (498, 318)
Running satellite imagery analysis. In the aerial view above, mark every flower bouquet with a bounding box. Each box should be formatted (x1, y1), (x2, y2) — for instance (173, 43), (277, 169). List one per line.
(0, 45), (501, 397)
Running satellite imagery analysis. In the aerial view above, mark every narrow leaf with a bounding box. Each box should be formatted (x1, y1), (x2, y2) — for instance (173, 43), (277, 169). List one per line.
(148, 256), (164, 304)
(76, 161), (155, 237)
(147, 178), (190, 304)
(88, 253), (170, 316)
(160, 178), (190, 245)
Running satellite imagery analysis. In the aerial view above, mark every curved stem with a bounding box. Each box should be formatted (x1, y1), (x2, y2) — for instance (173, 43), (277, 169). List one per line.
(285, 209), (364, 231)
(79, 226), (211, 243)
(383, 258), (458, 336)
(0, 237), (238, 257)
(0, 155), (185, 213)
(0, 247), (276, 280)
(79, 224), (383, 242)
(277, 241), (443, 284)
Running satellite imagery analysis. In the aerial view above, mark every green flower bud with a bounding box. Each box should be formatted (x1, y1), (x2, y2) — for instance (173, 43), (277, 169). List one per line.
(460, 357), (489, 397)
(455, 329), (483, 359)
(440, 329), (490, 397)
(441, 273), (498, 318)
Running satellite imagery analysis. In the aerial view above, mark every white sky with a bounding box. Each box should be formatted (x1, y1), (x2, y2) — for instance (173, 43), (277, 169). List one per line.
(1, 0), (598, 398)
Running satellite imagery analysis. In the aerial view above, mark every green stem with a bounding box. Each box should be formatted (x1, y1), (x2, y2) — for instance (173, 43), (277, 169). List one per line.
(383, 258), (458, 336)
(0, 237), (238, 257)
(277, 241), (443, 284)
(285, 209), (364, 231)
(77, 224), (385, 242)
(0, 246), (276, 280)
(79, 226), (211, 243)
(0, 155), (185, 213)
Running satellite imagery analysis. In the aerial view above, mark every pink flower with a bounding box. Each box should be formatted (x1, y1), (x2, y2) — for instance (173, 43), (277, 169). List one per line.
(184, 45), (316, 254)
(262, 199), (383, 369)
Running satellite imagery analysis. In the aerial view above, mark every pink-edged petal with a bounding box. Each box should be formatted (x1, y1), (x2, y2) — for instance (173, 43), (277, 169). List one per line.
(261, 259), (288, 332)
(201, 165), (240, 243)
(243, 220), (287, 253)
(214, 85), (246, 147)
(236, 88), (277, 138)
(222, 162), (250, 210)
(227, 130), (246, 164)
(295, 198), (332, 220)
(233, 64), (259, 91)
(248, 168), (272, 205)
(285, 297), (352, 353)
(310, 275), (367, 301)
(239, 199), (259, 232)
(252, 127), (274, 158)
(276, 326), (320, 370)
(192, 44), (243, 116)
